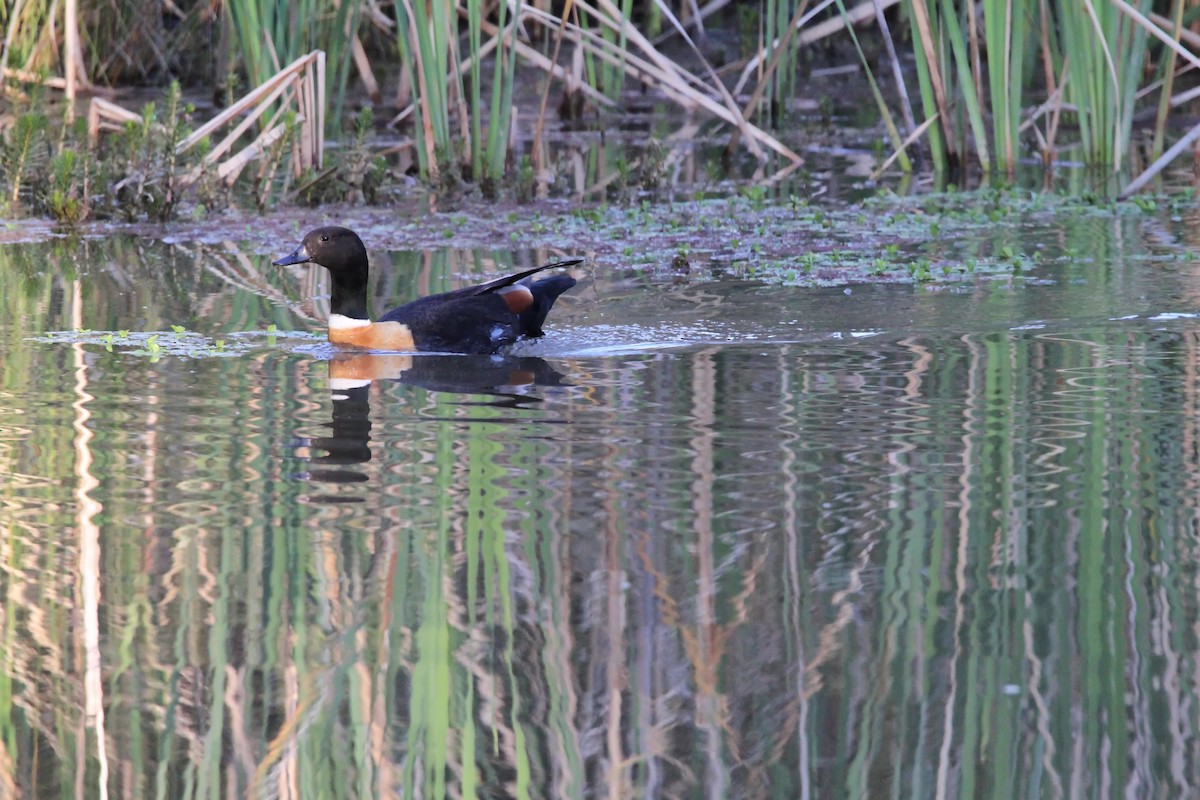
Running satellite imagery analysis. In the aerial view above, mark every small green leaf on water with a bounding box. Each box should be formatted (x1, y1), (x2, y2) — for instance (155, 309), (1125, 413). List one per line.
(215, 340), (225, 351)
(118, 330), (130, 338)
(170, 324), (185, 333)
(146, 335), (160, 354)
(266, 324), (277, 333)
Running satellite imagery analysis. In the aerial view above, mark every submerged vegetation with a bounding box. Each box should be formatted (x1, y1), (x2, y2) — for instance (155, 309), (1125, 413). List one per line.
(1, 0), (1199, 221)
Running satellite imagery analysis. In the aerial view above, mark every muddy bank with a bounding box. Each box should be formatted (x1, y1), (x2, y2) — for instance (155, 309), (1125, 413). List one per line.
(0, 187), (1179, 286)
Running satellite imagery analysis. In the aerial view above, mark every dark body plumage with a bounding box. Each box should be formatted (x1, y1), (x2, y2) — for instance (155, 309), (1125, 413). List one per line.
(379, 266), (578, 352)
(274, 226), (579, 354)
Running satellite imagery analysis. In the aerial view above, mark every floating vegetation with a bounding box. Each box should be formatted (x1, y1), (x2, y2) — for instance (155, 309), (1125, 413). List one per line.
(32, 326), (321, 359)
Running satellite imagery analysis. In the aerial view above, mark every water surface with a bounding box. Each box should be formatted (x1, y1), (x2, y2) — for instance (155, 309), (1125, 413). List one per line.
(3, 209), (1200, 797)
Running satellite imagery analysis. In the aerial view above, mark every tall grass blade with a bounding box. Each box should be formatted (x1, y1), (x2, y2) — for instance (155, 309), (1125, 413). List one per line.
(907, 0), (955, 170)
(737, 0), (813, 127)
(832, 0), (911, 171)
(1151, 0), (1185, 161)
(485, 3), (521, 184)
(986, 0), (1028, 171)
(937, 0), (990, 169)
(467, 0), (484, 179)
(224, 0), (362, 135)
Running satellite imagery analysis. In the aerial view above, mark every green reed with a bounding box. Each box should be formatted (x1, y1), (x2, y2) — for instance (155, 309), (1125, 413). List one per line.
(3, 0), (1192, 191)
(762, 0), (798, 119)
(393, 0), (518, 185)
(466, 0), (485, 180)
(224, 0), (362, 131)
(907, 0), (990, 172)
(395, 0), (452, 178)
(0, 0), (50, 77)
(1058, 0), (1149, 172)
(907, 0), (1161, 173)
(484, 0), (521, 186)
(981, 0), (1027, 171)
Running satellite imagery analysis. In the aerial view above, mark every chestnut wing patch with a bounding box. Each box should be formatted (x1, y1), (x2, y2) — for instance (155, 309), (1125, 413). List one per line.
(497, 284), (534, 315)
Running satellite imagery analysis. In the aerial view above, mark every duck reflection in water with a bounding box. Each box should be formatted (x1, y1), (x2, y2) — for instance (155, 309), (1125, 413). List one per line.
(298, 352), (570, 490)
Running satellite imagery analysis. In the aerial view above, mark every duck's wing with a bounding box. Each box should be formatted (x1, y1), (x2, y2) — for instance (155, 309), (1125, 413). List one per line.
(418, 258), (582, 307)
(380, 293), (524, 353)
(378, 259), (582, 353)
(462, 258), (583, 297)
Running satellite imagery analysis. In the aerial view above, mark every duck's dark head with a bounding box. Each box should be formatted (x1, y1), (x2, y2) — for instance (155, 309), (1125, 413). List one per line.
(273, 226), (368, 278)
(275, 226), (371, 320)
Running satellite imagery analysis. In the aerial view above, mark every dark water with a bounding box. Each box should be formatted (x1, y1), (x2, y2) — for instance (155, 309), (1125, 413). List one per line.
(3, 211), (1200, 798)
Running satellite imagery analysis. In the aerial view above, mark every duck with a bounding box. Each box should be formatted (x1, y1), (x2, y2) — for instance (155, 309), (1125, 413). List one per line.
(273, 226), (580, 354)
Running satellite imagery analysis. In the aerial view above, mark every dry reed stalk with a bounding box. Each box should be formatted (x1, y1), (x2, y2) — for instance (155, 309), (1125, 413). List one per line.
(1019, 62), (1067, 163)
(399, 0), (438, 177)
(1119, 117), (1200, 197)
(1148, 10), (1200, 50)
(63, 0), (88, 111)
(1, 67), (67, 88)
(645, 0), (767, 159)
(968, 0), (984, 103)
(453, 11), (617, 111)
(531, 1), (575, 173)
(351, 36), (380, 104)
(732, 0), (900, 95)
(869, 114), (937, 179)
(521, 4), (716, 100)
(872, 0), (917, 137)
(86, 97), (146, 140)
(3, 0), (91, 97)
(520, 4), (799, 162)
(907, 0), (956, 163)
(387, 19), (500, 128)
(1112, 1), (1200, 72)
(1, 0), (30, 75)
(146, 51), (324, 187)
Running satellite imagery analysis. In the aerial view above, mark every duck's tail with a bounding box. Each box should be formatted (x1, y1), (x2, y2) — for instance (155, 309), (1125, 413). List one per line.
(519, 273), (578, 337)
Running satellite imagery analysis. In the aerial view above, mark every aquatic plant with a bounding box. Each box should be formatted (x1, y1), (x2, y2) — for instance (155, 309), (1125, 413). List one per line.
(47, 148), (91, 224)
(0, 110), (48, 212)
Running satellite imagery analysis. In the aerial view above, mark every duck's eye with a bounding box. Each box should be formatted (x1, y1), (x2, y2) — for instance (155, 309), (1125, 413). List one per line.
(320, 234), (329, 242)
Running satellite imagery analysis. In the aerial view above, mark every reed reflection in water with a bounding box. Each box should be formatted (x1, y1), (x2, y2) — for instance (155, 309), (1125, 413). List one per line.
(5, 321), (1200, 797)
(5, 225), (1200, 796)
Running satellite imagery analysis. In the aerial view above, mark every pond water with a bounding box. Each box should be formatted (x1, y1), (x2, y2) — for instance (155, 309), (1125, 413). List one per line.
(3, 203), (1200, 798)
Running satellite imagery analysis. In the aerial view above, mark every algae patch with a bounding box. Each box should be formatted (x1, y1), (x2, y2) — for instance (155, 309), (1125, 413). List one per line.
(32, 326), (321, 359)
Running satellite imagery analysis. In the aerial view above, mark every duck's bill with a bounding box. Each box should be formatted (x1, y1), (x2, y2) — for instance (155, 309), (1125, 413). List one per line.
(273, 244), (312, 267)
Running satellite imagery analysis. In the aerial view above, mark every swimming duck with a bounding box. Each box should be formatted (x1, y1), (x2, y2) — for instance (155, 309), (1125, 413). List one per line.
(273, 226), (580, 353)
